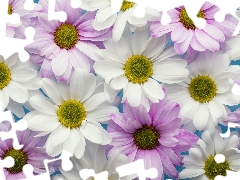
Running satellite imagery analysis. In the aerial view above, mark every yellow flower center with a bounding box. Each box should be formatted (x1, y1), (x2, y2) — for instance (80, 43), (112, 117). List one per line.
(188, 75), (217, 103)
(54, 23), (79, 50)
(179, 7), (206, 30)
(124, 55), (153, 84)
(0, 63), (11, 90)
(121, 0), (135, 11)
(8, 4), (13, 15)
(204, 155), (230, 180)
(3, 148), (28, 174)
(57, 100), (86, 128)
(133, 125), (160, 150)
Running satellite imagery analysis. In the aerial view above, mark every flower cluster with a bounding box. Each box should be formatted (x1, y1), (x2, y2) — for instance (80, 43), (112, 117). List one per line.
(1, 0), (240, 179)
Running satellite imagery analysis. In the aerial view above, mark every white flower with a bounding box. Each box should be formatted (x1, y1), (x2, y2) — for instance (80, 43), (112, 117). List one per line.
(179, 129), (240, 180)
(0, 53), (41, 117)
(94, 26), (189, 110)
(80, 0), (159, 42)
(57, 142), (136, 180)
(24, 68), (118, 159)
(225, 33), (240, 61)
(163, 50), (240, 130)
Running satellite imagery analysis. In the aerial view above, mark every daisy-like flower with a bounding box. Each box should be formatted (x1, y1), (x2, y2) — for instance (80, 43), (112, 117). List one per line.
(54, 142), (136, 180)
(151, 2), (238, 55)
(163, 50), (240, 131)
(80, 0), (160, 42)
(25, 0), (112, 82)
(179, 130), (240, 180)
(0, 53), (42, 117)
(7, 0), (42, 38)
(24, 68), (119, 159)
(94, 26), (189, 109)
(107, 95), (198, 179)
(0, 122), (54, 180)
(225, 32), (240, 61)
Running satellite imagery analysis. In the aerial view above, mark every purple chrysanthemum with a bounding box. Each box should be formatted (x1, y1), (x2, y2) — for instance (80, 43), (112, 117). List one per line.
(25, 0), (112, 82)
(151, 2), (238, 55)
(0, 123), (53, 180)
(107, 94), (198, 179)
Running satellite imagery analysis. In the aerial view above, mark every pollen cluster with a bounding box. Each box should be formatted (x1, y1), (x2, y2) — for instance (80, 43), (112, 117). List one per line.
(133, 125), (160, 150)
(204, 155), (230, 179)
(57, 100), (86, 128)
(188, 75), (217, 103)
(54, 23), (79, 50)
(124, 55), (153, 84)
(3, 148), (28, 174)
(121, 0), (135, 11)
(8, 4), (13, 15)
(0, 63), (11, 90)
(179, 7), (206, 30)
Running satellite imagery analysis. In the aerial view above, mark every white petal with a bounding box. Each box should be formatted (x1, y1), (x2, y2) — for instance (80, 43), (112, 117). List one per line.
(206, 98), (223, 119)
(73, 130), (86, 159)
(113, 37), (132, 61)
(193, 104), (209, 130)
(86, 106), (118, 122)
(112, 11), (128, 42)
(94, 60), (124, 83)
(48, 125), (70, 147)
(26, 114), (60, 131)
(126, 82), (142, 107)
(29, 95), (57, 115)
(110, 76), (128, 90)
(5, 53), (18, 67)
(58, 82), (70, 101)
(42, 78), (63, 105)
(81, 70), (97, 102)
(51, 49), (68, 76)
(63, 128), (80, 154)
(83, 93), (106, 111)
(179, 168), (205, 179)
(76, 41), (101, 61)
(216, 91), (240, 106)
(80, 121), (103, 144)
(132, 26), (149, 54)
(142, 78), (164, 100)
(69, 68), (85, 101)
(7, 98), (24, 118)
(0, 89), (9, 111)
(104, 83), (120, 103)
(7, 81), (28, 103)
(11, 68), (37, 82)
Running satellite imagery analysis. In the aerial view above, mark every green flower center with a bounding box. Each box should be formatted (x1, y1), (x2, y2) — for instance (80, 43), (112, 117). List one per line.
(204, 155), (230, 180)
(121, 0), (135, 11)
(54, 23), (79, 50)
(8, 4), (13, 15)
(0, 63), (11, 90)
(179, 7), (205, 30)
(57, 100), (86, 128)
(188, 75), (217, 103)
(3, 148), (28, 174)
(133, 125), (160, 150)
(124, 55), (153, 84)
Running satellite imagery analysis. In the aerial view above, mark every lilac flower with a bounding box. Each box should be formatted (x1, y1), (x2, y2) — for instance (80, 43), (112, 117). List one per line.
(151, 2), (238, 55)
(0, 123), (53, 180)
(107, 94), (198, 179)
(25, 0), (112, 82)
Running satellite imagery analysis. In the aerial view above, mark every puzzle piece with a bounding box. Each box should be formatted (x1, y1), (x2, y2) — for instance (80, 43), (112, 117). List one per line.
(111, 0), (240, 33)
(0, 111), (27, 150)
(0, 0), (36, 62)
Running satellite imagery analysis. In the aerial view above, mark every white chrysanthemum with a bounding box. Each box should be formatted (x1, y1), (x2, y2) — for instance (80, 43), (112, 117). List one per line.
(179, 130), (240, 180)
(163, 50), (240, 130)
(225, 33), (240, 61)
(80, 0), (159, 42)
(24, 68), (118, 159)
(0, 53), (41, 117)
(53, 142), (136, 180)
(94, 26), (189, 110)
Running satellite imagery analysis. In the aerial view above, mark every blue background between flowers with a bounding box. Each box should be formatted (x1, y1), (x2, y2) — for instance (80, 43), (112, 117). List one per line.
(11, 0), (240, 179)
